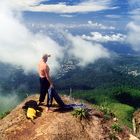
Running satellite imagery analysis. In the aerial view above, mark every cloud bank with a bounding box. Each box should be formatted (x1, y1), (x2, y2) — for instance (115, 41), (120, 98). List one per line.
(88, 21), (115, 30)
(128, 0), (140, 7)
(127, 22), (140, 51)
(30, 21), (115, 31)
(127, 0), (140, 51)
(0, 0), (64, 73)
(0, 0), (110, 74)
(9, 0), (115, 13)
(82, 32), (126, 43)
(65, 33), (110, 66)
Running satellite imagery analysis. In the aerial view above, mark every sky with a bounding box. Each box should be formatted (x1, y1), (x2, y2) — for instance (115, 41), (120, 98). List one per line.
(0, 0), (140, 73)
(22, 0), (130, 30)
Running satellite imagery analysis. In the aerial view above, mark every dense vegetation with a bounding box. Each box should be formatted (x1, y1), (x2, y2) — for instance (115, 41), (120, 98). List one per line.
(55, 55), (140, 90)
(62, 87), (140, 128)
(1, 55), (140, 93)
(0, 63), (39, 93)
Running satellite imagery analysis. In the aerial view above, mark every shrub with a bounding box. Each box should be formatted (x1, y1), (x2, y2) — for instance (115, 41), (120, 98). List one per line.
(72, 108), (90, 120)
(99, 105), (115, 120)
(111, 123), (123, 133)
(109, 132), (119, 140)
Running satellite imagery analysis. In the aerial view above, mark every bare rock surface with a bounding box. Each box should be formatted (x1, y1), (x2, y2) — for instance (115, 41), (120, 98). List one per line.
(0, 95), (137, 140)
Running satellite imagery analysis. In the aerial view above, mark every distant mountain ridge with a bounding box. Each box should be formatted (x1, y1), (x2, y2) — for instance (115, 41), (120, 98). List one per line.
(0, 54), (140, 94)
(55, 55), (140, 89)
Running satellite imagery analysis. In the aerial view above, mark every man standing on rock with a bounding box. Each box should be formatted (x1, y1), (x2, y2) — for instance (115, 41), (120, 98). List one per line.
(38, 54), (53, 112)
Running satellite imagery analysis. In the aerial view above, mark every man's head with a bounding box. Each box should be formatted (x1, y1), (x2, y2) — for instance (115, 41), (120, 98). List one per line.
(42, 54), (51, 62)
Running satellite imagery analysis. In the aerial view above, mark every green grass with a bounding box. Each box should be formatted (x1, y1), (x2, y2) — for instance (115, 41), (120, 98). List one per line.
(107, 103), (135, 128)
(64, 87), (139, 128)
(111, 123), (123, 132)
(67, 88), (117, 104)
(0, 86), (139, 127)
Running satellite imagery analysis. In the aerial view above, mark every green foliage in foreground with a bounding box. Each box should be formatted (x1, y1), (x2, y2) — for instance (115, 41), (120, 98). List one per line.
(109, 123), (123, 140)
(98, 105), (115, 120)
(72, 108), (90, 120)
(64, 86), (139, 128)
(0, 86), (139, 128)
(109, 132), (119, 140)
(111, 123), (123, 133)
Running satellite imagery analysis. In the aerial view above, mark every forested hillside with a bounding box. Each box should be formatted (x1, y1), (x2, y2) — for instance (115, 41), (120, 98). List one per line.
(1, 55), (140, 93)
(55, 55), (140, 90)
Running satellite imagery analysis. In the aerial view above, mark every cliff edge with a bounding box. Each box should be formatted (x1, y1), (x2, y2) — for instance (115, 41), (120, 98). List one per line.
(0, 95), (138, 140)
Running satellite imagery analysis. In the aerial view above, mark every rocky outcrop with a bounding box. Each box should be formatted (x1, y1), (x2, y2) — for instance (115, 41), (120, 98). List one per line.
(0, 95), (137, 140)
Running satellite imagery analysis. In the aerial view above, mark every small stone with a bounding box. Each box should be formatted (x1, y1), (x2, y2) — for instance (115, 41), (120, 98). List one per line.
(113, 117), (118, 122)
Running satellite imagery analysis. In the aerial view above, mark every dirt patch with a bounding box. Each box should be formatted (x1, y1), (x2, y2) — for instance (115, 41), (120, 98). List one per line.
(0, 95), (135, 140)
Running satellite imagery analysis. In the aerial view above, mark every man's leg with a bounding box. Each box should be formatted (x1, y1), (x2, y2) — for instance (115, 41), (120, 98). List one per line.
(51, 88), (65, 107)
(39, 78), (47, 103)
(46, 94), (53, 112)
(47, 89), (53, 107)
(44, 79), (52, 107)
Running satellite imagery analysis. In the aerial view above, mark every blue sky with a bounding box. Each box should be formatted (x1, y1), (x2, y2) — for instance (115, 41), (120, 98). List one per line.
(0, 0), (140, 71)
(22, 0), (132, 31)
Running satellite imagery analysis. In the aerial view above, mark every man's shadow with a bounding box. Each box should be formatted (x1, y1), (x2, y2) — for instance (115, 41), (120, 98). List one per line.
(53, 104), (85, 113)
(53, 106), (73, 113)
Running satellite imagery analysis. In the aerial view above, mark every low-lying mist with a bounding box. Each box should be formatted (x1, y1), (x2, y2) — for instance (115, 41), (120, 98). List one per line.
(0, 92), (22, 115)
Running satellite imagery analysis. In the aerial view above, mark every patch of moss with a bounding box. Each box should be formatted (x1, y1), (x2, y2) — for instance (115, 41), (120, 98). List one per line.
(107, 103), (135, 128)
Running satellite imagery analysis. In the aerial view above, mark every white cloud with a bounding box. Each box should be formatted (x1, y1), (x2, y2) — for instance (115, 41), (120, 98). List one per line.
(129, 8), (140, 15)
(65, 33), (110, 66)
(60, 14), (74, 18)
(127, 0), (140, 51)
(127, 22), (140, 51)
(105, 15), (121, 19)
(82, 32), (126, 43)
(88, 20), (115, 30)
(129, 8), (140, 21)
(1, 0), (45, 10)
(0, 0), (64, 74)
(128, 0), (140, 7)
(128, 0), (140, 18)
(0, 0), (111, 74)
(30, 21), (115, 31)
(8, 0), (116, 13)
